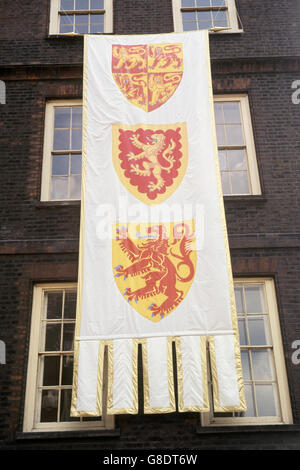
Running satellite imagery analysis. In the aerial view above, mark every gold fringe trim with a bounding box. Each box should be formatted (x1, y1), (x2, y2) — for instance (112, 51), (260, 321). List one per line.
(70, 35), (89, 417)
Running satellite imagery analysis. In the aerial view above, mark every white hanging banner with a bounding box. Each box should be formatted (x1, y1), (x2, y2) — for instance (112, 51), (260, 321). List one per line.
(71, 31), (246, 417)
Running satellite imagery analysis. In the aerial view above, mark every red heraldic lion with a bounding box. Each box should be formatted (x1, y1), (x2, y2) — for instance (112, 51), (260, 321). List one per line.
(112, 222), (197, 322)
(112, 123), (188, 205)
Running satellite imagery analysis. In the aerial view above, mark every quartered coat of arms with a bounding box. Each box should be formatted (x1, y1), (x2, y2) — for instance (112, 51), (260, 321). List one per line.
(112, 123), (188, 205)
(113, 222), (196, 322)
(112, 43), (183, 112)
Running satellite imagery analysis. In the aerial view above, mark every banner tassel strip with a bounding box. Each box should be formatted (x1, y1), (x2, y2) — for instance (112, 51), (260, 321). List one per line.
(71, 335), (246, 416)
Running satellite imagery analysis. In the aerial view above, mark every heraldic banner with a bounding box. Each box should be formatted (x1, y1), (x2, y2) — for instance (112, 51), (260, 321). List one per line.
(71, 31), (246, 417)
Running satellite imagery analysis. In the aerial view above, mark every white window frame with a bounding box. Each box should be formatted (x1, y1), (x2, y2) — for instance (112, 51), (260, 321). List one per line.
(23, 283), (114, 433)
(41, 99), (83, 202)
(172, 0), (242, 33)
(201, 278), (293, 427)
(214, 94), (261, 196)
(49, 0), (113, 35)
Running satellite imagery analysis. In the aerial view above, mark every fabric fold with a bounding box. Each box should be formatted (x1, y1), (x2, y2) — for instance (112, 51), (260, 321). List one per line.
(175, 335), (209, 412)
(142, 337), (176, 414)
(209, 334), (246, 412)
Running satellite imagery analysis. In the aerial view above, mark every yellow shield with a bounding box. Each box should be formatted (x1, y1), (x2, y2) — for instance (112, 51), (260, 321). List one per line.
(112, 123), (188, 205)
(112, 43), (183, 112)
(113, 221), (196, 323)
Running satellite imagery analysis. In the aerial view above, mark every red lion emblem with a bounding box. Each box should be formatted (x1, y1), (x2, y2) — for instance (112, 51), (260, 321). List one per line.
(113, 223), (196, 320)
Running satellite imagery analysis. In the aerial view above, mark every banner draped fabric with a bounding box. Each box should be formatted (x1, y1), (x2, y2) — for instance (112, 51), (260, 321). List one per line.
(71, 31), (246, 416)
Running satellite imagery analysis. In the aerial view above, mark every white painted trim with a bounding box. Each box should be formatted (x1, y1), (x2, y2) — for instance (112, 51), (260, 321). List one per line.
(23, 283), (114, 433)
(172, 0), (242, 34)
(40, 99), (82, 202)
(49, 0), (60, 35)
(213, 94), (261, 196)
(201, 278), (293, 427)
(49, 0), (113, 35)
(104, 0), (113, 33)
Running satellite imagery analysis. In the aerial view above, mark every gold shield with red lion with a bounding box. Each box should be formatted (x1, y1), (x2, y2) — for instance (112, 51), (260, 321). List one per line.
(112, 123), (188, 205)
(112, 43), (183, 112)
(113, 221), (196, 323)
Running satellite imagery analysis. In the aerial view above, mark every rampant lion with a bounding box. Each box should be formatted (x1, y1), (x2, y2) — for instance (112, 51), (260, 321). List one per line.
(127, 132), (176, 192)
(149, 45), (183, 70)
(114, 224), (195, 319)
(113, 46), (146, 71)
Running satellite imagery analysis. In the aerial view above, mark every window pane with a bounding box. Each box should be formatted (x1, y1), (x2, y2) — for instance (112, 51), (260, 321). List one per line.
(234, 286), (244, 314)
(212, 11), (228, 27)
(91, 0), (104, 8)
(61, 355), (74, 385)
(41, 390), (58, 422)
(248, 317), (268, 346)
(230, 171), (250, 194)
(60, 15), (74, 34)
(218, 150), (227, 171)
(51, 176), (69, 200)
(46, 292), (63, 319)
(196, 0), (211, 5)
(45, 324), (61, 352)
(212, 10), (227, 21)
(43, 356), (60, 386)
(182, 11), (197, 21)
(52, 154), (69, 175)
(63, 324), (75, 351)
(214, 19), (229, 27)
(243, 384), (256, 417)
(72, 107), (82, 128)
(64, 291), (77, 319)
(53, 129), (70, 151)
(75, 24), (89, 33)
(197, 21), (213, 30)
(75, 0), (89, 9)
(221, 172), (230, 194)
(211, 0), (225, 5)
(70, 175), (82, 199)
(223, 102), (241, 124)
(216, 124), (226, 146)
(238, 318), (247, 346)
(227, 149), (247, 170)
(182, 0), (196, 6)
(61, 0), (74, 10)
(214, 103), (223, 124)
(60, 23), (74, 33)
(197, 11), (211, 21)
(60, 389), (80, 422)
(245, 285), (265, 313)
(90, 23), (104, 33)
(75, 13), (89, 23)
(71, 154), (82, 174)
(54, 107), (71, 129)
(225, 124), (244, 146)
(60, 15), (73, 25)
(241, 350), (251, 380)
(71, 129), (82, 150)
(256, 384), (278, 416)
(251, 350), (273, 380)
(183, 21), (198, 31)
